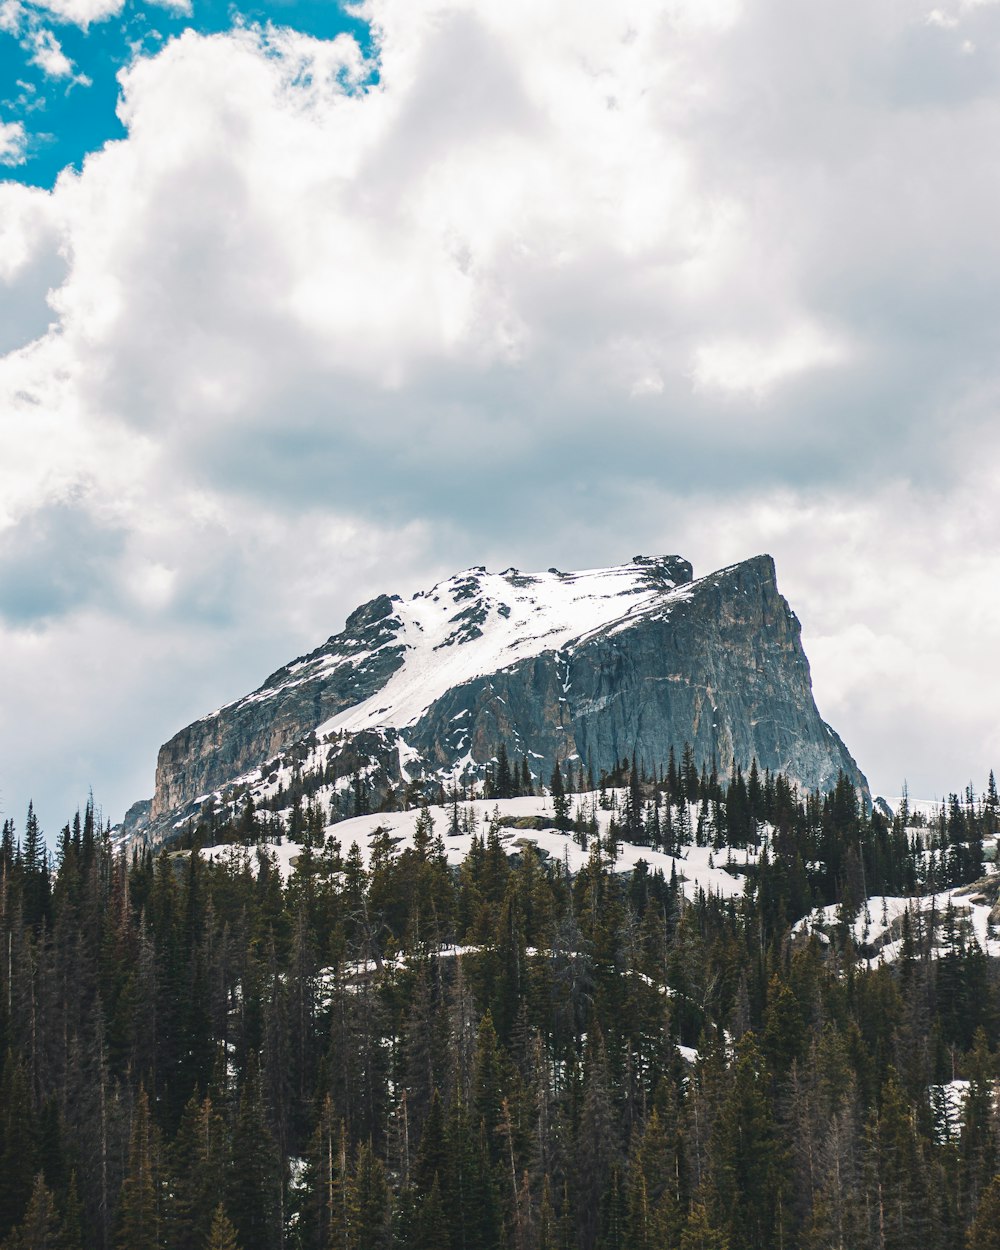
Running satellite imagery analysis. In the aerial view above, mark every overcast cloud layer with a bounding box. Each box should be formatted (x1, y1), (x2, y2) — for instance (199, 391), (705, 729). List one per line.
(3, 0), (1000, 833)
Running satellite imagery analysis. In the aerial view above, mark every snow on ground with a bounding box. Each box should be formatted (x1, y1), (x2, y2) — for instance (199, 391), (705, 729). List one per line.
(795, 880), (1000, 966)
(197, 787), (1000, 977)
(201, 791), (751, 901)
(200, 838), (303, 881)
(930, 1080), (972, 1141)
(882, 796), (953, 822)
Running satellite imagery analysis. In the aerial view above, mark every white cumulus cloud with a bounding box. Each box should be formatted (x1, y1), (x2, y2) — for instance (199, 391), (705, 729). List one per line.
(0, 118), (27, 165)
(5, 0), (1000, 827)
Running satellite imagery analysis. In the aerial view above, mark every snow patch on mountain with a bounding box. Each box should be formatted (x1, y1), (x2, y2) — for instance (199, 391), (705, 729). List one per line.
(310, 561), (693, 737)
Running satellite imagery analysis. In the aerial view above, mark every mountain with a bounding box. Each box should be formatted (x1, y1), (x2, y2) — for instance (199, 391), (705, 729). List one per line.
(137, 553), (868, 841)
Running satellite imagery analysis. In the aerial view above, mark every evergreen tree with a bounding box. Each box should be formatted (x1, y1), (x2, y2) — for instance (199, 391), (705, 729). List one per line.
(679, 1202), (728, 1250)
(228, 1061), (281, 1250)
(353, 1142), (390, 1250)
(709, 1037), (785, 1250)
(550, 764), (570, 832)
(0, 1054), (36, 1241)
(114, 1088), (162, 1250)
(496, 746), (513, 801)
(169, 1094), (228, 1250)
(968, 1173), (1000, 1250)
(0, 1174), (61, 1250)
(206, 1204), (241, 1250)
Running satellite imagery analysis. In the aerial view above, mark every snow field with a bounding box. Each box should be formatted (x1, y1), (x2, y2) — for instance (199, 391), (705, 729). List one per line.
(201, 790), (753, 902)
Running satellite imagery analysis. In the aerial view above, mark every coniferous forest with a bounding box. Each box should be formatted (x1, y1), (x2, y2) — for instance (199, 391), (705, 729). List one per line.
(3, 761), (1000, 1250)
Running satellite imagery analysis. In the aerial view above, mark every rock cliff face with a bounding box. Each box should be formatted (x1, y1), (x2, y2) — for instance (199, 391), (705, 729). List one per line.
(146, 553), (868, 840)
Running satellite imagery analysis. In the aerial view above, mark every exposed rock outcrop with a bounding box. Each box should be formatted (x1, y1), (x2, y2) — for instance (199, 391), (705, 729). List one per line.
(143, 553), (868, 841)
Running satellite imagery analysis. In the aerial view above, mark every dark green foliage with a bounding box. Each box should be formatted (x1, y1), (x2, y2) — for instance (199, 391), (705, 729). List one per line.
(168, 1094), (228, 1250)
(0, 1174), (62, 1250)
(0, 768), (998, 1250)
(228, 1061), (281, 1250)
(206, 1204), (241, 1250)
(114, 1088), (162, 1250)
(0, 1054), (37, 1241)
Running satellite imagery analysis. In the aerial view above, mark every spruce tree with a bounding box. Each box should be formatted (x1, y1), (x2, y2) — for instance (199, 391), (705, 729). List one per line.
(0, 1053), (36, 1240)
(169, 1094), (228, 1250)
(114, 1088), (161, 1250)
(550, 763), (570, 832)
(709, 1036), (785, 1250)
(496, 745), (513, 801)
(228, 1060), (281, 1250)
(0, 1174), (61, 1250)
(679, 1202), (727, 1250)
(968, 1173), (1000, 1250)
(207, 1204), (241, 1250)
(353, 1141), (390, 1250)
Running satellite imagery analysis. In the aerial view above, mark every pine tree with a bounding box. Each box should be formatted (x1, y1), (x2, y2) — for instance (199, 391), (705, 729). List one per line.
(968, 1173), (1000, 1249)
(206, 1204), (241, 1250)
(985, 771), (999, 837)
(576, 1032), (619, 1250)
(227, 1060), (281, 1250)
(862, 1070), (935, 1250)
(20, 804), (49, 929)
(679, 1202), (728, 1250)
(0, 1053), (37, 1241)
(959, 1029), (998, 1212)
(625, 1109), (682, 1250)
(537, 1177), (557, 1250)
(412, 1089), (447, 1198)
(497, 745), (513, 801)
(550, 764), (570, 832)
(709, 1036), (785, 1250)
(115, 1088), (162, 1250)
(0, 1174), (61, 1250)
(412, 1175), (447, 1250)
(473, 1013), (505, 1165)
(329, 1122), (358, 1250)
(169, 1094), (228, 1250)
(353, 1141), (390, 1250)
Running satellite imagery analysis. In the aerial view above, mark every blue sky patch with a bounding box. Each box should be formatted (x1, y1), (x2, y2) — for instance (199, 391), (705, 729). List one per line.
(0, 0), (370, 188)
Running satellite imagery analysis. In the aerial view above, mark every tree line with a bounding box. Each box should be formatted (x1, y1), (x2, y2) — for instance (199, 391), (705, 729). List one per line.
(0, 762), (999, 1250)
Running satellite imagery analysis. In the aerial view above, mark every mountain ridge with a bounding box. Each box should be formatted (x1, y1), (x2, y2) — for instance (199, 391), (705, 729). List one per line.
(139, 552), (868, 842)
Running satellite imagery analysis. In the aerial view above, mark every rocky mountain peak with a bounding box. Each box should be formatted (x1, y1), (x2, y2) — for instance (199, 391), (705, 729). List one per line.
(144, 553), (868, 841)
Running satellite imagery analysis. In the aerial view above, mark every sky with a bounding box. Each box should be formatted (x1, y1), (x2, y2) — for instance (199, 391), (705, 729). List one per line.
(3, 0), (1000, 836)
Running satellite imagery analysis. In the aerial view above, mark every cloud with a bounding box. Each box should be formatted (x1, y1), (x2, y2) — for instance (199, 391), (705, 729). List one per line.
(31, 0), (124, 28)
(28, 28), (74, 77)
(2, 3), (95, 97)
(0, 500), (125, 623)
(0, 118), (27, 165)
(691, 320), (849, 399)
(5, 0), (1000, 828)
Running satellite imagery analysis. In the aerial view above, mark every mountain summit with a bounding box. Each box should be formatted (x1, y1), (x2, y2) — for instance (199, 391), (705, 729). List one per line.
(141, 554), (867, 839)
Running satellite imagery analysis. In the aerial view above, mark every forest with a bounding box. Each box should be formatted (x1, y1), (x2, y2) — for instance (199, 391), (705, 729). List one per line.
(2, 757), (1000, 1250)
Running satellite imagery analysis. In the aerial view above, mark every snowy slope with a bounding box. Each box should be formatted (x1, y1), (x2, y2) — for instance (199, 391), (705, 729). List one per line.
(794, 873), (1000, 967)
(320, 563), (692, 736)
(201, 790), (751, 902)
(149, 550), (867, 837)
(231, 558), (694, 736)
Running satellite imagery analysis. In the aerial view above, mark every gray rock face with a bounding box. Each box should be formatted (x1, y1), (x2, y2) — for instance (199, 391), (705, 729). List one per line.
(151, 598), (406, 818)
(144, 553), (868, 839)
(404, 555), (861, 795)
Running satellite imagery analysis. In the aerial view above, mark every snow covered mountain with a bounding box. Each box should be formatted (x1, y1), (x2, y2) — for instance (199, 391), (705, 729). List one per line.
(137, 553), (868, 842)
